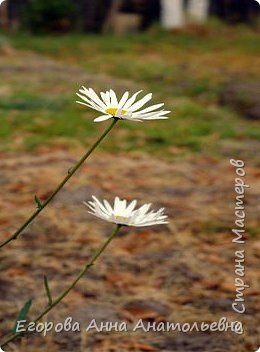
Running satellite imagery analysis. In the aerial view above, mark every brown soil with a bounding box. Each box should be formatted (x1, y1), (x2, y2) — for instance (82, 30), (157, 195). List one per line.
(0, 149), (259, 352)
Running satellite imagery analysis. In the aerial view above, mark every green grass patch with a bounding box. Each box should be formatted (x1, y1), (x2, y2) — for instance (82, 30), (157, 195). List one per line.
(0, 23), (259, 155)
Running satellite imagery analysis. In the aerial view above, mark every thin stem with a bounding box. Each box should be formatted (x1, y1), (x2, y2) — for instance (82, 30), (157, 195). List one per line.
(0, 224), (122, 348)
(44, 276), (52, 306)
(0, 119), (118, 249)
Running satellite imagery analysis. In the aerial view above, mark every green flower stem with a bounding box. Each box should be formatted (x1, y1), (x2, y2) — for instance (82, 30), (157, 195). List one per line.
(1, 224), (122, 348)
(0, 118), (118, 249)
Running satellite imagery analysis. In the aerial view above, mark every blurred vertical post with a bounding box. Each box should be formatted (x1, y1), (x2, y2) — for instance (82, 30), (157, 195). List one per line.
(187, 0), (209, 22)
(102, 0), (123, 33)
(0, 0), (9, 29)
(161, 0), (185, 29)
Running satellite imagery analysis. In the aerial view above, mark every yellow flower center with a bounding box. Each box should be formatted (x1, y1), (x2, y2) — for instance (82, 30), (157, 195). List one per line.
(106, 108), (127, 116)
(115, 215), (128, 223)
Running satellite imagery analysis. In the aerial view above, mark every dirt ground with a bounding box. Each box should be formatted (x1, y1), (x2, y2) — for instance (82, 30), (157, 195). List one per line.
(0, 147), (259, 352)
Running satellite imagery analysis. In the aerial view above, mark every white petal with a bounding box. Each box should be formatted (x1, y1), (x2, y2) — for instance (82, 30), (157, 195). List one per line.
(126, 200), (137, 214)
(133, 110), (170, 120)
(88, 88), (107, 109)
(76, 94), (104, 112)
(83, 201), (95, 212)
(114, 197), (121, 213)
(104, 199), (114, 213)
(128, 93), (153, 112)
(76, 93), (94, 105)
(76, 101), (96, 109)
(92, 196), (111, 216)
(118, 91), (129, 108)
(140, 116), (168, 120)
(134, 110), (170, 118)
(122, 115), (143, 122)
(94, 115), (112, 122)
(100, 92), (109, 105)
(120, 199), (127, 212)
(134, 220), (168, 227)
(109, 89), (118, 106)
(137, 103), (164, 114)
(138, 203), (152, 215)
(88, 211), (109, 222)
(105, 91), (111, 104)
(156, 110), (171, 116)
(123, 90), (143, 110)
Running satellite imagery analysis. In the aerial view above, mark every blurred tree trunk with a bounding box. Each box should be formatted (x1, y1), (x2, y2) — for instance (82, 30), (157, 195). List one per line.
(0, 0), (9, 29)
(161, 0), (185, 29)
(187, 0), (209, 22)
(102, 0), (123, 33)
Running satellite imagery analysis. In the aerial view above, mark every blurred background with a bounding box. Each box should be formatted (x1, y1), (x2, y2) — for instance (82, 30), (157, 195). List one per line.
(0, 1), (259, 351)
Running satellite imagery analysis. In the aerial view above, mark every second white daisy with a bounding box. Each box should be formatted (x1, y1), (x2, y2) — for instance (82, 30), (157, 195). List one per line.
(84, 196), (168, 227)
(76, 87), (170, 122)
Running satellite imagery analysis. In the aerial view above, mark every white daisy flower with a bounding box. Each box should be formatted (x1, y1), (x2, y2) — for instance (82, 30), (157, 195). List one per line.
(76, 87), (170, 122)
(84, 196), (168, 227)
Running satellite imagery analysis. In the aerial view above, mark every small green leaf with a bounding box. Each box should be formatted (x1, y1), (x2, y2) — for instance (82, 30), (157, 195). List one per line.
(34, 195), (43, 209)
(13, 299), (32, 334)
(44, 275), (53, 306)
